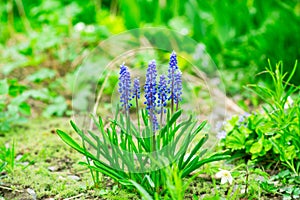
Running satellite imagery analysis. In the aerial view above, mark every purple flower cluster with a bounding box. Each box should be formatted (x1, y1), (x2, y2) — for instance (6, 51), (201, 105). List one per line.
(132, 78), (141, 100)
(157, 75), (168, 114)
(168, 51), (182, 111)
(174, 70), (182, 107)
(118, 51), (182, 131)
(118, 64), (132, 112)
(144, 60), (157, 111)
(144, 60), (159, 131)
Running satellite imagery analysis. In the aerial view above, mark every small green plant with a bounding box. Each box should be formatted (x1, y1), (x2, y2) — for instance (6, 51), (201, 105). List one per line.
(0, 141), (15, 174)
(57, 51), (230, 198)
(261, 169), (300, 199)
(0, 79), (31, 132)
(220, 60), (300, 175)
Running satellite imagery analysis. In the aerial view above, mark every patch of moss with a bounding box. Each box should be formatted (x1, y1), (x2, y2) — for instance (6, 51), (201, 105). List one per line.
(0, 117), (137, 199)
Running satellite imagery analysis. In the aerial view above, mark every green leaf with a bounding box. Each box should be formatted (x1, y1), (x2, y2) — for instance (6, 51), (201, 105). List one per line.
(93, 160), (128, 180)
(191, 120), (207, 136)
(284, 145), (296, 160)
(182, 151), (230, 177)
(69, 121), (98, 151)
(144, 175), (155, 188)
(224, 116), (239, 132)
(225, 130), (246, 150)
(8, 79), (27, 97)
(43, 96), (67, 117)
(0, 79), (9, 95)
(160, 109), (182, 134)
(239, 126), (252, 136)
(79, 161), (125, 182)
(0, 162), (7, 172)
(250, 140), (263, 154)
(180, 133), (208, 169)
(56, 129), (97, 160)
(26, 68), (56, 82)
(264, 139), (272, 152)
(24, 89), (50, 100)
(18, 102), (31, 115)
(129, 180), (153, 200)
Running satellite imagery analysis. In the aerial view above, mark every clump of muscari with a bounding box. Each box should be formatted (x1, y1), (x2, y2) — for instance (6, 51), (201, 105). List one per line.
(118, 54), (183, 131)
(57, 51), (230, 198)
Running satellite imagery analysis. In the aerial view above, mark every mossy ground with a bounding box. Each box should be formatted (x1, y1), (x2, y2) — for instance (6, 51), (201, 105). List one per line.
(0, 117), (223, 200)
(0, 118), (139, 199)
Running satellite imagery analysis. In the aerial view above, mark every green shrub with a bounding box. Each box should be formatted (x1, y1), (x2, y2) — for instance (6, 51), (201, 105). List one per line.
(221, 61), (300, 175)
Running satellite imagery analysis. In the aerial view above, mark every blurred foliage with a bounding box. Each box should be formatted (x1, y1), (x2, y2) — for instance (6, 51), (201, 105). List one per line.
(0, 76), (71, 132)
(118, 0), (300, 94)
(0, 0), (299, 114)
(0, 79), (30, 132)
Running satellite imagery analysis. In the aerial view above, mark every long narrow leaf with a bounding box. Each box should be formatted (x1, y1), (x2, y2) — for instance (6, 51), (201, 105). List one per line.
(182, 151), (230, 177)
(129, 180), (154, 200)
(56, 129), (98, 161)
(179, 134), (208, 169)
(70, 121), (98, 150)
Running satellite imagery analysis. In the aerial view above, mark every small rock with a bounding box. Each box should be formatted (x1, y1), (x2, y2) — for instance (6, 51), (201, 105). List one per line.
(48, 166), (57, 172)
(27, 188), (36, 200)
(20, 161), (29, 166)
(68, 175), (81, 181)
(16, 154), (23, 161)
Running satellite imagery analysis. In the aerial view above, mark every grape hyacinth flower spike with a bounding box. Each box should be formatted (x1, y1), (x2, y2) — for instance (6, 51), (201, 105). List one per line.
(168, 51), (179, 113)
(174, 69), (182, 111)
(158, 75), (168, 125)
(118, 64), (132, 115)
(144, 60), (159, 132)
(132, 78), (141, 129)
(132, 78), (141, 101)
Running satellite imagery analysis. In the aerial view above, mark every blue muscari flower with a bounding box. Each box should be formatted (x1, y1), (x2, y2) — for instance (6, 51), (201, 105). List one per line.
(217, 130), (227, 140)
(168, 51), (179, 100)
(169, 51), (178, 75)
(132, 78), (140, 100)
(152, 113), (159, 131)
(168, 51), (182, 111)
(118, 64), (132, 111)
(174, 70), (182, 104)
(157, 75), (168, 114)
(144, 60), (157, 110)
(144, 60), (158, 131)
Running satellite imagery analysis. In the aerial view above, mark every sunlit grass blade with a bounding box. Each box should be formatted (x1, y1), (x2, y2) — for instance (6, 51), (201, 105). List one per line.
(56, 129), (97, 161)
(129, 180), (154, 200)
(79, 161), (127, 182)
(179, 133), (208, 170)
(182, 151), (230, 177)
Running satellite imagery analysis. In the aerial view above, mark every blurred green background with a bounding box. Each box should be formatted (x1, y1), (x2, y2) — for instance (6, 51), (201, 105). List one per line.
(1, 0), (299, 96)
